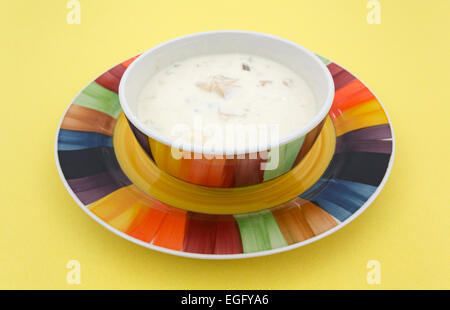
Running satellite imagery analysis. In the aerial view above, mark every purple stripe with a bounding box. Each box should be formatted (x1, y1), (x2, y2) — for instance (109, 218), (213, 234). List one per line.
(336, 124), (393, 154)
(73, 183), (122, 205)
(339, 124), (392, 141)
(67, 171), (131, 205)
(336, 139), (393, 154)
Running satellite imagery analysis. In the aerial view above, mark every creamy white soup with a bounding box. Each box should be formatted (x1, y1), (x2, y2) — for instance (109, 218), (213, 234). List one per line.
(136, 53), (318, 151)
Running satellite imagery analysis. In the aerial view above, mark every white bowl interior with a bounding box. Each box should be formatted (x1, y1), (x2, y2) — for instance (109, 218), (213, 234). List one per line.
(119, 31), (334, 154)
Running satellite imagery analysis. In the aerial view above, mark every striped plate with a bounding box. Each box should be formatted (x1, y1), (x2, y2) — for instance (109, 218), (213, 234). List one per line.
(55, 55), (394, 259)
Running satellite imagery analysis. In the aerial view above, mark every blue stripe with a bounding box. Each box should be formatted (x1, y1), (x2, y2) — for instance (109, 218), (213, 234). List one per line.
(301, 178), (377, 221)
(58, 129), (113, 151)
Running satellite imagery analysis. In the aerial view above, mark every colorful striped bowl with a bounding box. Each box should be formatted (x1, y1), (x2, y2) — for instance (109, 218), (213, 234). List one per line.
(55, 53), (394, 259)
(118, 31), (335, 188)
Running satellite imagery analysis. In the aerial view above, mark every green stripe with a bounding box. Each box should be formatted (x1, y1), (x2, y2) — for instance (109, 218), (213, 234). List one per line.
(282, 136), (305, 172)
(263, 136), (305, 181)
(263, 144), (286, 181)
(315, 54), (331, 65)
(234, 211), (287, 253)
(73, 82), (121, 118)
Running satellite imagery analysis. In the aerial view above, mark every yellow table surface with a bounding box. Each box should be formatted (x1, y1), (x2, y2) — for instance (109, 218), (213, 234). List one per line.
(0, 0), (448, 289)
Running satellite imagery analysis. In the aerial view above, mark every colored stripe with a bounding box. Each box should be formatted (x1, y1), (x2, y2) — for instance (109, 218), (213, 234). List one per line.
(293, 119), (325, 167)
(219, 160), (236, 188)
(316, 54), (331, 65)
(272, 199), (314, 244)
(108, 201), (146, 232)
(148, 138), (169, 171)
(183, 214), (243, 254)
(300, 200), (339, 234)
(177, 155), (193, 182)
(60, 104), (117, 136)
(95, 63), (126, 93)
(301, 178), (377, 221)
(263, 136), (305, 181)
(233, 153), (266, 187)
(234, 211), (287, 253)
(263, 144), (287, 181)
(123, 205), (152, 235)
(327, 63), (356, 91)
(214, 216), (243, 254)
(336, 138), (392, 154)
(204, 158), (228, 187)
(333, 99), (389, 136)
(66, 171), (131, 205)
(127, 119), (153, 159)
(126, 205), (167, 243)
(164, 150), (184, 179)
(183, 214), (218, 254)
(73, 82), (121, 118)
(330, 79), (376, 119)
(322, 152), (390, 186)
(280, 137), (306, 175)
(335, 124), (392, 154)
(58, 129), (112, 150)
(152, 210), (187, 251)
(121, 55), (140, 67)
(273, 198), (338, 244)
(57, 147), (121, 179)
(89, 185), (147, 221)
(336, 123), (392, 141)
(89, 185), (189, 250)
(188, 156), (212, 185)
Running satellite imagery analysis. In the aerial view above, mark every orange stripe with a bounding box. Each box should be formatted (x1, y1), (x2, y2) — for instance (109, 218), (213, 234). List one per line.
(300, 200), (338, 235)
(124, 206), (151, 235)
(61, 104), (117, 136)
(121, 55), (140, 67)
(127, 206), (167, 243)
(272, 198), (315, 244)
(188, 156), (210, 185)
(330, 79), (375, 120)
(152, 211), (187, 251)
(205, 158), (227, 187)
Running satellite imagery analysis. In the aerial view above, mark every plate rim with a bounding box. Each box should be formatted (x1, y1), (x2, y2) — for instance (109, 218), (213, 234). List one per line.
(54, 57), (395, 260)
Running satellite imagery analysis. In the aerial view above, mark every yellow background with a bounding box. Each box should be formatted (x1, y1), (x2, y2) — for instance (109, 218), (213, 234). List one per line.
(0, 0), (449, 289)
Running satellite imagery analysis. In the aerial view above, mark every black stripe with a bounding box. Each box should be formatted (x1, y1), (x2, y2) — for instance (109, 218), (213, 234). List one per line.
(320, 152), (392, 186)
(58, 147), (122, 180)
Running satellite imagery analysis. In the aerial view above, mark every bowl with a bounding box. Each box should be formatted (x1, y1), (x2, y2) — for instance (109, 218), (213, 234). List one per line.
(119, 31), (334, 188)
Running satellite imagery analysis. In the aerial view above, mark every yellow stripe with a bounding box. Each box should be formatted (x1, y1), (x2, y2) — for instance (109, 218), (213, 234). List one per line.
(334, 99), (388, 136)
(107, 201), (145, 232)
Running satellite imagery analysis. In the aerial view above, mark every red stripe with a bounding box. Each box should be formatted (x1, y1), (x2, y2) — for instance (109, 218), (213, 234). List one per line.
(327, 63), (356, 91)
(183, 214), (243, 255)
(95, 64), (126, 93)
